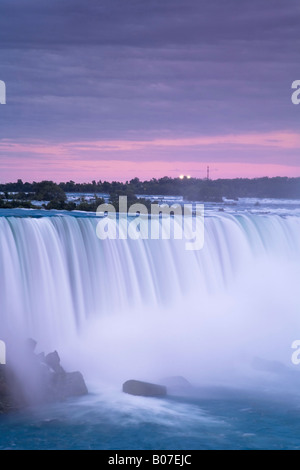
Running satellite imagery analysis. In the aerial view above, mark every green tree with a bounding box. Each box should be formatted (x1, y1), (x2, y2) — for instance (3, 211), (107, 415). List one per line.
(33, 181), (66, 202)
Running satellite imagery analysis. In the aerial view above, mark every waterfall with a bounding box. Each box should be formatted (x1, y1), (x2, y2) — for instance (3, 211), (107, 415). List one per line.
(1, 213), (300, 384)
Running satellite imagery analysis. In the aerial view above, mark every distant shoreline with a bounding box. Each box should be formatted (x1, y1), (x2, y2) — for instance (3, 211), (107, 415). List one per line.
(1, 177), (300, 208)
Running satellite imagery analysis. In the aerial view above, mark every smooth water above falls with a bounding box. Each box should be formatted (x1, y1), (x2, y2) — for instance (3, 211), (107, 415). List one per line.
(1, 211), (300, 449)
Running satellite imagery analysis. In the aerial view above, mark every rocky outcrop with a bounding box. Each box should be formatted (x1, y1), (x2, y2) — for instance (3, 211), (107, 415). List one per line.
(47, 370), (88, 402)
(44, 351), (66, 374)
(0, 341), (88, 414)
(0, 365), (14, 414)
(123, 380), (167, 397)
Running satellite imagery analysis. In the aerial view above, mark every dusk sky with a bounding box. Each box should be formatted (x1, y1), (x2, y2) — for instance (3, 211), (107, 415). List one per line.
(0, 0), (299, 182)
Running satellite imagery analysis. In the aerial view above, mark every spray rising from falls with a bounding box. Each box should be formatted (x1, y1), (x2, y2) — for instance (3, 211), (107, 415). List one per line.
(1, 214), (300, 386)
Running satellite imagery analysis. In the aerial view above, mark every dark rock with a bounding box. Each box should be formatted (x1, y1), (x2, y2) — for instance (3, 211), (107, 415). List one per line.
(41, 352), (88, 401)
(0, 342), (88, 413)
(44, 351), (65, 374)
(0, 365), (21, 414)
(49, 371), (88, 400)
(0, 366), (9, 413)
(123, 380), (167, 397)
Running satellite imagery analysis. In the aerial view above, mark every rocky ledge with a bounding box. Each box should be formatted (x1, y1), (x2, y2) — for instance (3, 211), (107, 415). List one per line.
(123, 379), (167, 397)
(0, 340), (88, 414)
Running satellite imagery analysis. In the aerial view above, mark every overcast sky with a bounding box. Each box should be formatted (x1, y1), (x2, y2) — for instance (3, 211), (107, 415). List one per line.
(0, 0), (299, 182)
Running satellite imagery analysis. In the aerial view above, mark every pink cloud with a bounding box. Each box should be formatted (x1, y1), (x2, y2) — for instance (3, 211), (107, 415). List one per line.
(0, 158), (299, 183)
(1, 130), (300, 156)
(1, 131), (300, 182)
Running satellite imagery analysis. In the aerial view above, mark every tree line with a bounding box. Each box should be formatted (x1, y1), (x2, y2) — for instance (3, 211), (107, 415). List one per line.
(0, 177), (300, 211)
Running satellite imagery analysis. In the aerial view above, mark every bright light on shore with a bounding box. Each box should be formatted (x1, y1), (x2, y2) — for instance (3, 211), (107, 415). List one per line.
(179, 175), (191, 180)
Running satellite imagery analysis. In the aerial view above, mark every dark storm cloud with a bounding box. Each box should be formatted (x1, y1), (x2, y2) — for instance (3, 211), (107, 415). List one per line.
(0, 0), (299, 170)
(0, 0), (299, 48)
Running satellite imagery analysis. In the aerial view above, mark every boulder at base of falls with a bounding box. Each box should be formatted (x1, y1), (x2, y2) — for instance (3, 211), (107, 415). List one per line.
(32, 346), (89, 403)
(0, 365), (14, 414)
(0, 341), (88, 413)
(123, 380), (167, 397)
(47, 370), (88, 402)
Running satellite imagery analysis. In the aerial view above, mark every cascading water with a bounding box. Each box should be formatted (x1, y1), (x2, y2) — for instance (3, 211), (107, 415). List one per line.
(1, 212), (300, 389)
